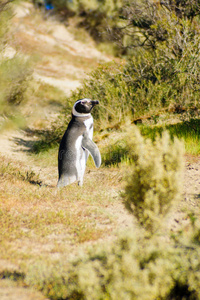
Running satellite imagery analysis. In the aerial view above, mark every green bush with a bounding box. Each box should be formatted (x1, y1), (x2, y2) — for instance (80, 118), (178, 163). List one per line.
(119, 0), (200, 54)
(25, 230), (200, 300)
(123, 127), (184, 233)
(55, 33), (200, 133)
(102, 138), (129, 166)
(56, 58), (170, 131)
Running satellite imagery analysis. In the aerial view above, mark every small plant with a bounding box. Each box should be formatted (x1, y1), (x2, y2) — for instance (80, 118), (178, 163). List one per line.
(0, 156), (42, 185)
(123, 126), (184, 233)
(102, 139), (129, 166)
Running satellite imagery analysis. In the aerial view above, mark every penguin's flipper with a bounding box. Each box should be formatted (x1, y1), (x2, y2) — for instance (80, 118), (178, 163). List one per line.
(82, 134), (101, 168)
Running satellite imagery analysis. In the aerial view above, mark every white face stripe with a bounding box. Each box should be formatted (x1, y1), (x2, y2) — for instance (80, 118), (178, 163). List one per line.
(72, 108), (91, 117)
(72, 98), (92, 117)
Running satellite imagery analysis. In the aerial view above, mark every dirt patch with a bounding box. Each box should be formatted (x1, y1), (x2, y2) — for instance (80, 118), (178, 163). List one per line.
(12, 2), (110, 98)
(0, 284), (47, 300)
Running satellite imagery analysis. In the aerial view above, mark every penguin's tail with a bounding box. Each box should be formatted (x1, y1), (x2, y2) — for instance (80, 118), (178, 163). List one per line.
(57, 175), (77, 187)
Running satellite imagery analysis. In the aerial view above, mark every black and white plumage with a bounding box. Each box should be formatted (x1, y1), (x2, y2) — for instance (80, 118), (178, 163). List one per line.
(57, 98), (101, 187)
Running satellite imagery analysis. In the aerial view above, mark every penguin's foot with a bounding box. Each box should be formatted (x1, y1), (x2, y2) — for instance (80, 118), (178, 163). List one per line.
(78, 180), (83, 186)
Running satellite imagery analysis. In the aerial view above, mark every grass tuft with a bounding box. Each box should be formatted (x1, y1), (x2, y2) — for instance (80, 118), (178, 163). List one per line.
(140, 118), (200, 156)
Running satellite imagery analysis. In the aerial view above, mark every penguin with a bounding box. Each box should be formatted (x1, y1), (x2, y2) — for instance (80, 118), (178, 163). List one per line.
(57, 98), (101, 187)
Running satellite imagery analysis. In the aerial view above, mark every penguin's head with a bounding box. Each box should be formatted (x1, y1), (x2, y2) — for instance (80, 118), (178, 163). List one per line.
(72, 98), (99, 117)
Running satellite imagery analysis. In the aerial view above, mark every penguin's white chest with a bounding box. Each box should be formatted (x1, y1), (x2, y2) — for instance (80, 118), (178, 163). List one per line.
(75, 116), (94, 183)
(84, 116), (93, 139)
(75, 135), (84, 179)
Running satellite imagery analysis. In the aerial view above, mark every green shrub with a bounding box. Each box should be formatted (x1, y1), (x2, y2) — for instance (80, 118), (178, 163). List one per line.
(102, 139), (129, 166)
(53, 37), (200, 135)
(56, 60), (165, 132)
(25, 231), (200, 300)
(123, 127), (184, 233)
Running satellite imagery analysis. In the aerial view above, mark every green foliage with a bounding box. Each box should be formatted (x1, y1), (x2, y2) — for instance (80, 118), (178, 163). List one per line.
(120, 0), (200, 54)
(123, 127), (184, 233)
(53, 34), (200, 136)
(125, 33), (200, 111)
(57, 58), (170, 131)
(160, 0), (200, 20)
(102, 139), (129, 166)
(140, 119), (200, 156)
(25, 231), (200, 300)
(72, 62), (135, 123)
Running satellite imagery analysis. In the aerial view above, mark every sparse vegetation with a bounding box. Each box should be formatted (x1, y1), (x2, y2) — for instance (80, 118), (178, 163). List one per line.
(50, 0), (123, 47)
(0, 0), (33, 130)
(25, 229), (200, 300)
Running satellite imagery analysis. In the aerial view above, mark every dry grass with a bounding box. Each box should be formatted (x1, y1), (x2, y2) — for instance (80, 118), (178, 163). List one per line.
(0, 151), (133, 299)
(0, 155), (132, 267)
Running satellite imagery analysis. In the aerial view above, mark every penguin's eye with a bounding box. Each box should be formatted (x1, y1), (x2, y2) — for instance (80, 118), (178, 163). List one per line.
(81, 101), (87, 105)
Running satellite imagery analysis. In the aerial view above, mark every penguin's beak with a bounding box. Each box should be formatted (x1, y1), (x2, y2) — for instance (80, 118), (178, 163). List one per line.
(91, 100), (99, 107)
